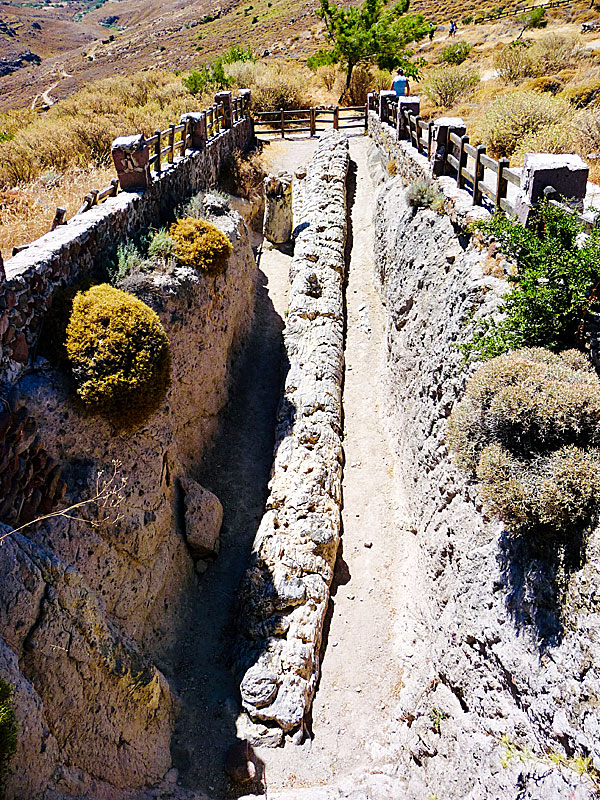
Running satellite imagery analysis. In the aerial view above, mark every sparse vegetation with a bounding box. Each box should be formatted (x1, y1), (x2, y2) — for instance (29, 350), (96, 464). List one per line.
(0, 71), (201, 188)
(66, 284), (171, 427)
(169, 217), (232, 273)
(0, 679), (17, 799)
(147, 228), (176, 261)
(406, 178), (445, 212)
(474, 91), (571, 158)
(467, 202), (600, 359)
(447, 348), (600, 536)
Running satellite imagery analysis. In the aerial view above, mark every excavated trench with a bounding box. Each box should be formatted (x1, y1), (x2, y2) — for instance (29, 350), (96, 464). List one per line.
(169, 133), (403, 798)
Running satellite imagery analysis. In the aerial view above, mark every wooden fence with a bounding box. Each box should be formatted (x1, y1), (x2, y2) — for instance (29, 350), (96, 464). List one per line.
(380, 94), (522, 216)
(17, 94), (250, 256)
(473, 0), (571, 24)
(252, 104), (368, 137)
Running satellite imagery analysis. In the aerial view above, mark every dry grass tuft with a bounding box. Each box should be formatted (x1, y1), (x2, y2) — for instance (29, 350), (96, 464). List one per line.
(0, 165), (115, 257)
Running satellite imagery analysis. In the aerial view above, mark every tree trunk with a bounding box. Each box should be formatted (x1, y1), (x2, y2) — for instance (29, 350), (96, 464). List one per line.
(345, 62), (354, 88)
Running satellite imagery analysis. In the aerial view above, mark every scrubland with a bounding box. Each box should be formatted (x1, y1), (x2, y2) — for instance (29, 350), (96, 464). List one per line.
(3, 1), (600, 254)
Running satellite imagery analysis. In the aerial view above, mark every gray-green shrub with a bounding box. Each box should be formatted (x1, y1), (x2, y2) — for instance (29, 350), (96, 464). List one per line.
(423, 65), (479, 108)
(447, 348), (600, 535)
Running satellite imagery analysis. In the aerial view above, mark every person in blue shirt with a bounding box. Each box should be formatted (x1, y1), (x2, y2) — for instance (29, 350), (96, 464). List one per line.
(391, 69), (410, 97)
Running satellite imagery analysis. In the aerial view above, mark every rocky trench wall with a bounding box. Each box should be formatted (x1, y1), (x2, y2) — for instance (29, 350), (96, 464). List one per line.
(363, 144), (600, 798)
(235, 132), (349, 745)
(1, 199), (257, 799)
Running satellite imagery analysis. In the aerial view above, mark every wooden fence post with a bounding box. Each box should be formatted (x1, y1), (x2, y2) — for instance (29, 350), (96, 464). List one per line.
(457, 134), (469, 188)
(414, 115), (422, 152)
(154, 129), (161, 174)
(364, 102), (368, 132)
(310, 107), (316, 137)
(50, 207), (67, 231)
(168, 123), (176, 164)
(427, 123), (433, 159)
(496, 157), (509, 209)
(473, 144), (486, 206)
(333, 106), (339, 130)
(280, 108), (285, 138)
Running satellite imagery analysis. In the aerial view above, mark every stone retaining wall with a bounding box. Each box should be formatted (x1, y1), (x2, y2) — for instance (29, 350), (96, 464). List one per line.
(0, 116), (253, 381)
(236, 132), (349, 744)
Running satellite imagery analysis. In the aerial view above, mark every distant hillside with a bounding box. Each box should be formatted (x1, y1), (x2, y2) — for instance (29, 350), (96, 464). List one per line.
(0, 0), (597, 111)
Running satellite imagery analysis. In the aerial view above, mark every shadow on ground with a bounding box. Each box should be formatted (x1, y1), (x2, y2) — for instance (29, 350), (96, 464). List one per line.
(170, 263), (285, 798)
(499, 525), (589, 651)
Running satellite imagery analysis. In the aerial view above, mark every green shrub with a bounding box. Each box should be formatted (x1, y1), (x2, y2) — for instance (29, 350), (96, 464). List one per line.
(423, 65), (479, 108)
(147, 228), (175, 260)
(447, 348), (600, 535)
(462, 15), (474, 24)
(406, 178), (445, 213)
(66, 284), (171, 427)
(307, 49), (338, 70)
(441, 42), (472, 66)
(182, 58), (232, 95)
(169, 217), (232, 273)
(520, 6), (547, 30)
(475, 90), (570, 158)
(0, 680), (17, 797)
(467, 202), (600, 359)
(222, 45), (256, 64)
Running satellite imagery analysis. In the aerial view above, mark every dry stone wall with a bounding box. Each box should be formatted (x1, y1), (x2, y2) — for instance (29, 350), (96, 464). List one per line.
(0, 117), (252, 381)
(236, 132), (349, 744)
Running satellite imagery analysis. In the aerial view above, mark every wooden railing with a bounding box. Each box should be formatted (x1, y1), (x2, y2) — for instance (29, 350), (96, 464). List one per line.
(374, 92), (523, 216)
(473, 0), (571, 23)
(18, 93), (250, 255)
(252, 104), (368, 138)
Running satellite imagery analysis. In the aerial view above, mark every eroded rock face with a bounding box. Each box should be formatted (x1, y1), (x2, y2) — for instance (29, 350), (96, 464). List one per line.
(366, 174), (600, 799)
(1, 529), (174, 797)
(263, 172), (293, 245)
(236, 133), (349, 741)
(1, 202), (257, 798)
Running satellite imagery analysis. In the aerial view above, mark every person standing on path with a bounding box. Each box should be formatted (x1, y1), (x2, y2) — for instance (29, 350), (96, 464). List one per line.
(391, 68), (410, 97)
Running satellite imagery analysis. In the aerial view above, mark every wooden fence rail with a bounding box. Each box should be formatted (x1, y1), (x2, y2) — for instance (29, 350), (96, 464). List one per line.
(371, 91), (525, 217)
(252, 104), (368, 138)
(473, 0), (571, 24)
(22, 91), (251, 254)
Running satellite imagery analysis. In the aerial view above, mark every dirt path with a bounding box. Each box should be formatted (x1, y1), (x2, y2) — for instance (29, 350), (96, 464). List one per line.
(170, 134), (406, 798)
(255, 136), (407, 792)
